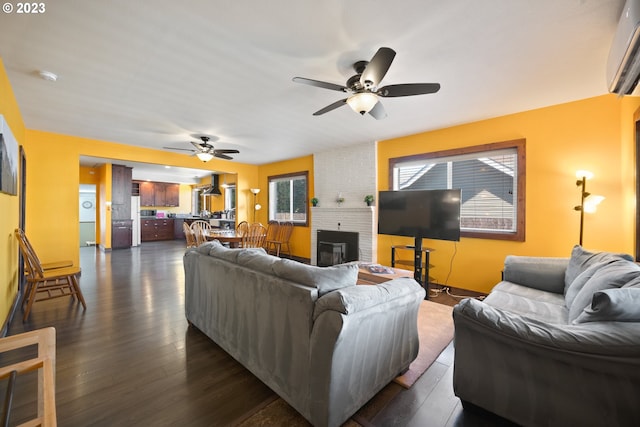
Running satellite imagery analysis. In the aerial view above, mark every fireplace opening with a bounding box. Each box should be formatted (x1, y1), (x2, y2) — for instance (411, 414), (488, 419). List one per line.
(316, 230), (359, 266)
(318, 242), (346, 266)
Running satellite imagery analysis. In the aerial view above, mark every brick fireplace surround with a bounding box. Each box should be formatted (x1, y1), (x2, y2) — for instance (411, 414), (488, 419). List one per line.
(311, 142), (377, 265)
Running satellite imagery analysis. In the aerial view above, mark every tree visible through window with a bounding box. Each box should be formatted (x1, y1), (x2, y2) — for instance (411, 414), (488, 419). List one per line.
(268, 172), (308, 225)
(389, 139), (525, 241)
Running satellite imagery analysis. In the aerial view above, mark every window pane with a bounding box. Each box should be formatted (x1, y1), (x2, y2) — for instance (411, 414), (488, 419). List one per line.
(393, 146), (520, 236)
(268, 172), (308, 225)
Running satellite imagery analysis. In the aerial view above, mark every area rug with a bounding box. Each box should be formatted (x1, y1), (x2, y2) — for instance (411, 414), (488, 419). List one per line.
(234, 300), (454, 426)
(393, 299), (454, 388)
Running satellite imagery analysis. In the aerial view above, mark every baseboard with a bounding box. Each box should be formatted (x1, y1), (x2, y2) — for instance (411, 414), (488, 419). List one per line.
(1, 290), (21, 338)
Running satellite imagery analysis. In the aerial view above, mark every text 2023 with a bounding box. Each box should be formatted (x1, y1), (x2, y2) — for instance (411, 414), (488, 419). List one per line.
(17, 3), (45, 13)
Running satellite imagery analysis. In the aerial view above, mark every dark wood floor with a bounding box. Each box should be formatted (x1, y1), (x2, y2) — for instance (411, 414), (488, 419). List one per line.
(2, 240), (516, 426)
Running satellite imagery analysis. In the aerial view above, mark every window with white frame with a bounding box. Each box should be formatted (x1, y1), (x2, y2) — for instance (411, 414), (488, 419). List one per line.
(268, 172), (308, 226)
(389, 139), (525, 241)
(224, 184), (236, 212)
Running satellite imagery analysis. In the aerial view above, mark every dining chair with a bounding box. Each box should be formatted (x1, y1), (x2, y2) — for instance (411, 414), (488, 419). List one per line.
(242, 223), (267, 248)
(190, 222), (208, 246)
(267, 221), (294, 257)
(183, 222), (197, 248)
(15, 229), (86, 321)
(236, 221), (249, 236)
(190, 220), (212, 232)
(264, 220), (280, 253)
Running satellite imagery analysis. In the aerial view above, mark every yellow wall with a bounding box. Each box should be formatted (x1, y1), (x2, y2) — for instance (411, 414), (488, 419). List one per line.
(0, 58), (25, 322)
(21, 129), (259, 266)
(377, 94), (634, 293)
(258, 155), (314, 259)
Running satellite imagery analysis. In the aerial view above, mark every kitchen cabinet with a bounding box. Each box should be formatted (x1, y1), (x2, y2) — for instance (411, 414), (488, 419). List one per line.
(137, 181), (179, 207)
(139, 181), (155, 206)
(112, 220), (133, 249)
(141, 218), (175, 241)
(112, 165), (132, 220)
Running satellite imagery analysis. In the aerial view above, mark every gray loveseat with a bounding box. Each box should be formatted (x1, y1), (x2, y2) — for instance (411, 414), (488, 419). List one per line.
(453, 245), (640, 426)
(184, 240), (425, 427)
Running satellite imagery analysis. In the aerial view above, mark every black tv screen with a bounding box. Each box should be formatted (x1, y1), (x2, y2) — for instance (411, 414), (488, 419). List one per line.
(378, 189), (461, 241)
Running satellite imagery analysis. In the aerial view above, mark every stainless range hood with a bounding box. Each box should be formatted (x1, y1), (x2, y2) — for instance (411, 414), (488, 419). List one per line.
(202, 174), (222, 196)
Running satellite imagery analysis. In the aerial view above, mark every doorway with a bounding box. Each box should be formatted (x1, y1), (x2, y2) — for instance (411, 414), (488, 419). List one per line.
(79, 184), (97, 246)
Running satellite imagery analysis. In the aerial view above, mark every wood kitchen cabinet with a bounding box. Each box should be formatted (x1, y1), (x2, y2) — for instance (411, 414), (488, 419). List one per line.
(112, 220), (133, 249)
(137, 181), (179, 207)
(141, 218), (175, 241)
(112, 165), (132, 220)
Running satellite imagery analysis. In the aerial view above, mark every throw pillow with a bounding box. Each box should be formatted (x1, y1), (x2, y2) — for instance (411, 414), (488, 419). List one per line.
(567, 260), (640, 323)
(564, 245), (633, 293)
(564, 263), (602, 308)
(573, 288), (640, 323)
(273, 259), (358, 296)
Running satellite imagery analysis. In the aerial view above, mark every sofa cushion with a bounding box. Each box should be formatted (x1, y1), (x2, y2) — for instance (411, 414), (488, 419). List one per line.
(236, 248), (278, 275)
(207, 239), (242, 263)
(564, 263), (604, 309)
(314, 277), (420, 319)
(567, 260), (640, 323)
(272, 259), (358, 296)
(564, 245), (633, 292)
(573, 288), (640, 323)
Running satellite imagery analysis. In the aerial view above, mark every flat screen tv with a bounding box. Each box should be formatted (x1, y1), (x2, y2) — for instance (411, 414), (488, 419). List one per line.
(378, 189), (461, 242)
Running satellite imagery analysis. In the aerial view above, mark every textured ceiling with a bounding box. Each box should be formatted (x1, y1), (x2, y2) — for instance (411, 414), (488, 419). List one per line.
(0, 0), (625, 177)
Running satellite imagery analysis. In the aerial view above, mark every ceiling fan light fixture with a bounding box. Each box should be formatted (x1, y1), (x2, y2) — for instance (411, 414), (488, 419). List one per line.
(196, 152), (214, 162)
(347, 92), (378, 115)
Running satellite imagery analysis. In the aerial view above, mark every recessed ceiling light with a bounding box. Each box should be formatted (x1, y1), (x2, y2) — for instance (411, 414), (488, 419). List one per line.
(38, 70), (58, 82)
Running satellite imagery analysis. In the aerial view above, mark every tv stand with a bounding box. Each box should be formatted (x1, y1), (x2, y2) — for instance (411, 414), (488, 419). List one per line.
(390, 239), (434, 300)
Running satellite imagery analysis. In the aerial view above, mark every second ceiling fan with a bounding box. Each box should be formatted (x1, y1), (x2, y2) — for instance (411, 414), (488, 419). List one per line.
(293, 47), (440, 119)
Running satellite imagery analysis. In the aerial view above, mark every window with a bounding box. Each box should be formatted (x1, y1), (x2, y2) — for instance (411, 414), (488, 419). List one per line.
(268, 172), (308, 226)
(224, 184), (236, 212)
(389, 139), (525, 241)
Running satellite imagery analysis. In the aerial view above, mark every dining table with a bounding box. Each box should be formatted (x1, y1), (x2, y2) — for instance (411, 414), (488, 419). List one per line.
(205, 229), (244, 248)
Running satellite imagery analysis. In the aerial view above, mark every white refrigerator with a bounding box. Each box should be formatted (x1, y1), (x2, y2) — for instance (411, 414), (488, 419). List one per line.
(131, 196), (141, 246)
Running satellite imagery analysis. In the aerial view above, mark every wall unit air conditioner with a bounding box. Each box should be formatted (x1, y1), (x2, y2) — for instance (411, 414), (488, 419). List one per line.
(608, 0), (640, 95)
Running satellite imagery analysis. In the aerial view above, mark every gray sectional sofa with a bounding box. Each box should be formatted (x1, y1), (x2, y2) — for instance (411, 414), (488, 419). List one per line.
(184, 240), (425, 427)
(452, 245), (640, 426)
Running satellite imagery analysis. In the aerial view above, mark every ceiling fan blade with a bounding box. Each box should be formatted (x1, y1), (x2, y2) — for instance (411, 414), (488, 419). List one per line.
(214, 153), (234, 160)
(377, 83), (441, 97)
(214, 149), (240, 154)
(313, 99), (348, 116)
(368, 101), (387, 120)
(190, 140), (206, 150)
(163, 146), (196, 152)
(292, 77), (348, 92)
(360, 47), (396, 87)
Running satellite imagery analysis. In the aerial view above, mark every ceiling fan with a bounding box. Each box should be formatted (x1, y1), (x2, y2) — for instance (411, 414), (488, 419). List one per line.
(163, 135), (239, 162)
(293, 47), (440, 119)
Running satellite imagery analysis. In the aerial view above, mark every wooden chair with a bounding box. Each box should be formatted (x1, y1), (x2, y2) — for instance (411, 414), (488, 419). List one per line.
(16, 228), (73, 271)
(242, 223), (267, 248)
(264, 220), (280, 252)
(266, 221), (294, 257)
(0, 327), (57, 426)
(15, 229), (86, 322)
(190, 220), (212, 232)
(183, 222), (197, 248)
(236, 221), (249, 236)
(190, 222), (208, 246)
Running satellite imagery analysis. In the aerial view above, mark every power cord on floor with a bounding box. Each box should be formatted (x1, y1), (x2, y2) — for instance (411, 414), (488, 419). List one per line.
(428, 242), (484, 300)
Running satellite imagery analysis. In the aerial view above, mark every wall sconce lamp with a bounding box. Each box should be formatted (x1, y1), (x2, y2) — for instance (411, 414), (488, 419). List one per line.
(250, 188), (261, 222)
(574, 170), (605, 246)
